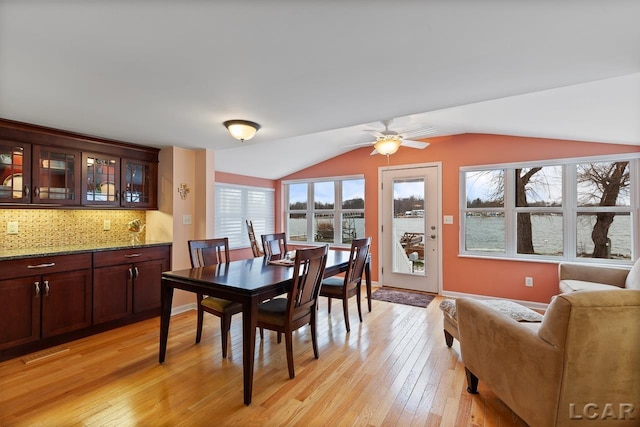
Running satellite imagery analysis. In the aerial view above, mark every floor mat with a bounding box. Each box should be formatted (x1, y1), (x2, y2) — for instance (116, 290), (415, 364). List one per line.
(371, 288), (435, 308)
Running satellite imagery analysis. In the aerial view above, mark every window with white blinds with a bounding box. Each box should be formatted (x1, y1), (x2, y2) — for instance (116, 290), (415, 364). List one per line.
(214, 183), (275, 249)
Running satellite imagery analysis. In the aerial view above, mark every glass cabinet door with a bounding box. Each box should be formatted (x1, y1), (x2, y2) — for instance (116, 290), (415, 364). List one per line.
(121, 159), (156, 208)
(82, 153), (120, 205)
(0, 140), (31, 203)
(32, 146), (81, 205)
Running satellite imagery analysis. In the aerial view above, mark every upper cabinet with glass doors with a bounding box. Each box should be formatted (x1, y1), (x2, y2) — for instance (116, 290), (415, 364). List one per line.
(0, 140), (31, 204)
(0, 119), (159, 209)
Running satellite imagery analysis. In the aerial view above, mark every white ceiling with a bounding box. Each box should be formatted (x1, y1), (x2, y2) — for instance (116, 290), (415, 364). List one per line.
(1, 1), (639, 180)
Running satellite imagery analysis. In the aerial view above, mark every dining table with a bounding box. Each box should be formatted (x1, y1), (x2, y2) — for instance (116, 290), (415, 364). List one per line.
(158, 249), (372, 405)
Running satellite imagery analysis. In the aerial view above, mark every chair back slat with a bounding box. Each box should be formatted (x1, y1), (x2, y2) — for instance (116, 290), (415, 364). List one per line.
(261, 233), (288, 259)
(246, 220), (264, 257)
(188, 238), (230, 268)
(288, 245), (328, 319)
(345, 237), (371, 289)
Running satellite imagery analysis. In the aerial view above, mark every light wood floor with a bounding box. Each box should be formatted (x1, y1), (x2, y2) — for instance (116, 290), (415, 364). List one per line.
(0, 293), (528, 426)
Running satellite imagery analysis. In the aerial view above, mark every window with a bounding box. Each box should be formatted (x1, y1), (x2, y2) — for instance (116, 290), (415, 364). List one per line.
(284, 176), (365, 246)
(215, 183), (274, 249)
(461, 155), (638, 263)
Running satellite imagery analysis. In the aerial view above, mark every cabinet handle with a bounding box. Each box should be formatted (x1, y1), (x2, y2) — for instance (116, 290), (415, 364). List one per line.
(27, 262), (56, 269)
(34, 281), (40, 297)
(124, 254), (142, 258)
(128, 268), (133, 279)
(34, 186), (40, 197)
(44, 280), (50, 296)
(133, 267), (139, 279)
(24, 186), (30, 198)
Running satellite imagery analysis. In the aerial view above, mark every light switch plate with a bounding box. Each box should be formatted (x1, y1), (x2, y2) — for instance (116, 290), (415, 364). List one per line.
(7, 221), (18, 234)
(183, 214), (192, 225)
(103, 219), (111, 231)
(443, 215), (454, 224)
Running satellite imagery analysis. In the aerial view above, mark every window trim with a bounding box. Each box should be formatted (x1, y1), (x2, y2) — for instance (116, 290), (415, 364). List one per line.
(460, 152), (640, 265)
(283, 174), (365, 247)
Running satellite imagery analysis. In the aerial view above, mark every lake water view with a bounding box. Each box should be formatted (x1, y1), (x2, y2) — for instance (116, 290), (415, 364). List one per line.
(465, 214), (632, 259)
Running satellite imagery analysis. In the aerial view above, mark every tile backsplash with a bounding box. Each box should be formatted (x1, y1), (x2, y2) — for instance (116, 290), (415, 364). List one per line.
(0, 209), (146, 250)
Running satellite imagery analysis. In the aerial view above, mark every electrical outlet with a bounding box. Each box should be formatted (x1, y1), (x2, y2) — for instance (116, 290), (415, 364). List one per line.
(103, 219), (111, 231)
(6, 221), (18, 234)
(525, 277), (534, 287)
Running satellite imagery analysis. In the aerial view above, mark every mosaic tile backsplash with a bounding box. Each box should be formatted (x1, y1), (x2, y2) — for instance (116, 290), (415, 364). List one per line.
(0, 209), (147, 250)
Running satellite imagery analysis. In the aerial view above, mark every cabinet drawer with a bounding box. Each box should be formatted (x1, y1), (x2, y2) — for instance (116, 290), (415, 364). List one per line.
(0, 253), (92, 279)
(93, 246), (170, 268)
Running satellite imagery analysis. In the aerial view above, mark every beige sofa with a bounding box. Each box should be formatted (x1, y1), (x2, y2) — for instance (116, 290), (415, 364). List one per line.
(558, 258), (639, 293)
(457, 290), (640, 427)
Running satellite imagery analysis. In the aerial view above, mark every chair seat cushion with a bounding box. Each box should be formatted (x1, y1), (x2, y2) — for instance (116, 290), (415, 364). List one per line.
(257, 297), (288, 326)
(202, 296), (242, 312)
(320, 277), (344, 296)
(559, 279), (622, 293)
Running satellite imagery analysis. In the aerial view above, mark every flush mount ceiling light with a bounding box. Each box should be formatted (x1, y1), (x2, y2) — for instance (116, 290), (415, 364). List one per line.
(223, 120), (261, 142)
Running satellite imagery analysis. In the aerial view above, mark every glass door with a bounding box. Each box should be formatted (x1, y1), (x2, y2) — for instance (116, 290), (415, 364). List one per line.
(121, 159), (156, 208)
(82, 153), (120, 205)
(0, 141), (30, 203)
(381, 165), (440, 293)
(32, 146), (81, 205)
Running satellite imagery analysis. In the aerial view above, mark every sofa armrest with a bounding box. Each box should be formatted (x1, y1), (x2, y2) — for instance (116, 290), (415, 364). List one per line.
(457, 298), (563, 427)
(558, 262), (629, 288)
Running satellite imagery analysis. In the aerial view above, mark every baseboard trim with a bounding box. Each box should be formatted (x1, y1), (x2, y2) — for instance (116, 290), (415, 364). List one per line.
(440, 290), (550, 311)
(171, 302), (196, 316)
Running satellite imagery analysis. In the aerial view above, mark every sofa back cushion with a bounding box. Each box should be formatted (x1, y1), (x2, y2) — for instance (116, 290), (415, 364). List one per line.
(625, 258), (640, 290)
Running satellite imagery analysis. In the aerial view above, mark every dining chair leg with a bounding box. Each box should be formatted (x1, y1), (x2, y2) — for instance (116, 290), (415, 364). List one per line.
(311, 311), (319, 359)
(343, 298), (351, 333)
(221, 313), (232, 358)
(195, 296), (204, 344)
(259, 327), (264, 340)
(285, 331), (295, 379)
(327, 297), (332, 313)
(356, 287), (363, 322)
(277, 332), (282, 343)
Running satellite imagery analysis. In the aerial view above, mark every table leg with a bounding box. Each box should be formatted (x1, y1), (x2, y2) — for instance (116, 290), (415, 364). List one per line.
(159, 279), (174, 363)
(365, 256), (372, 312)
(242, 296), (258, 405)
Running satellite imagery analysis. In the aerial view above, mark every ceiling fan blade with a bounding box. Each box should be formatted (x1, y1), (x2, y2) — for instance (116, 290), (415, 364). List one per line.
(343, 141), (375, 148)
(400, 139), (430, 149)
(370, 148), (379, 155)
(363, 130), (385, 138)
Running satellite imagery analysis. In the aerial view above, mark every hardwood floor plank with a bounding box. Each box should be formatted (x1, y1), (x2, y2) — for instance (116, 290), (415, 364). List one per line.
(0, 294), (530, 426)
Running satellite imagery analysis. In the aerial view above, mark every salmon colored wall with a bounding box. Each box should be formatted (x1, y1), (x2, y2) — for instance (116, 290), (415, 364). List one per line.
(279, 133), (640, 304)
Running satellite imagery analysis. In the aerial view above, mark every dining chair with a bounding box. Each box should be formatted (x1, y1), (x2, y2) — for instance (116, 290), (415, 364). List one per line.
(188, 238), (243, 358)
(320, 236), (371, 333)
(246, 219), (264, 257)
(257, 244), (328, 379)
(261, 232), (288, 260)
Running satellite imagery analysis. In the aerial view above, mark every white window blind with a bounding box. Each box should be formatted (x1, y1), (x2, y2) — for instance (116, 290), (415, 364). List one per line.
(215, 183), (274, 249)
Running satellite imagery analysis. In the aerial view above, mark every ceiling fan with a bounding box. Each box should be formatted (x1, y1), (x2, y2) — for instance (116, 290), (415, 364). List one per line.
(349, 119), (434, 156)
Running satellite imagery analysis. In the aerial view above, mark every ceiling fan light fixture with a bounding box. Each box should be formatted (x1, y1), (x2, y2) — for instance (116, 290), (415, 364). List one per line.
(223, 120), (261, 142)
(374, 135), (401, 155)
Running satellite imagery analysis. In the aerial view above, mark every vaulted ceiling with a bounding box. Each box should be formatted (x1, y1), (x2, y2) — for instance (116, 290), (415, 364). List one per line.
(1, 1), (639, 179)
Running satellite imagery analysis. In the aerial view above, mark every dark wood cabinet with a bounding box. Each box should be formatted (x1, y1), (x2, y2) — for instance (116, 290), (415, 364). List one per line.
(0, 119), (159, 209)
(0, 244), (171, 361)
(93, 246), (170, 325)
(0, 253), (92, 351)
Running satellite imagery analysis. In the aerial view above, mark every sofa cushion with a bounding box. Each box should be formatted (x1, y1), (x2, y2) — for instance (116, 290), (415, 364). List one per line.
(624, 258), (640, 290)
(559, 279), (623, 293)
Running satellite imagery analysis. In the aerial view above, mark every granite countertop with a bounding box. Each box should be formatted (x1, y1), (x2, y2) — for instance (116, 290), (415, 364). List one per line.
(0, 241), (173, 261)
